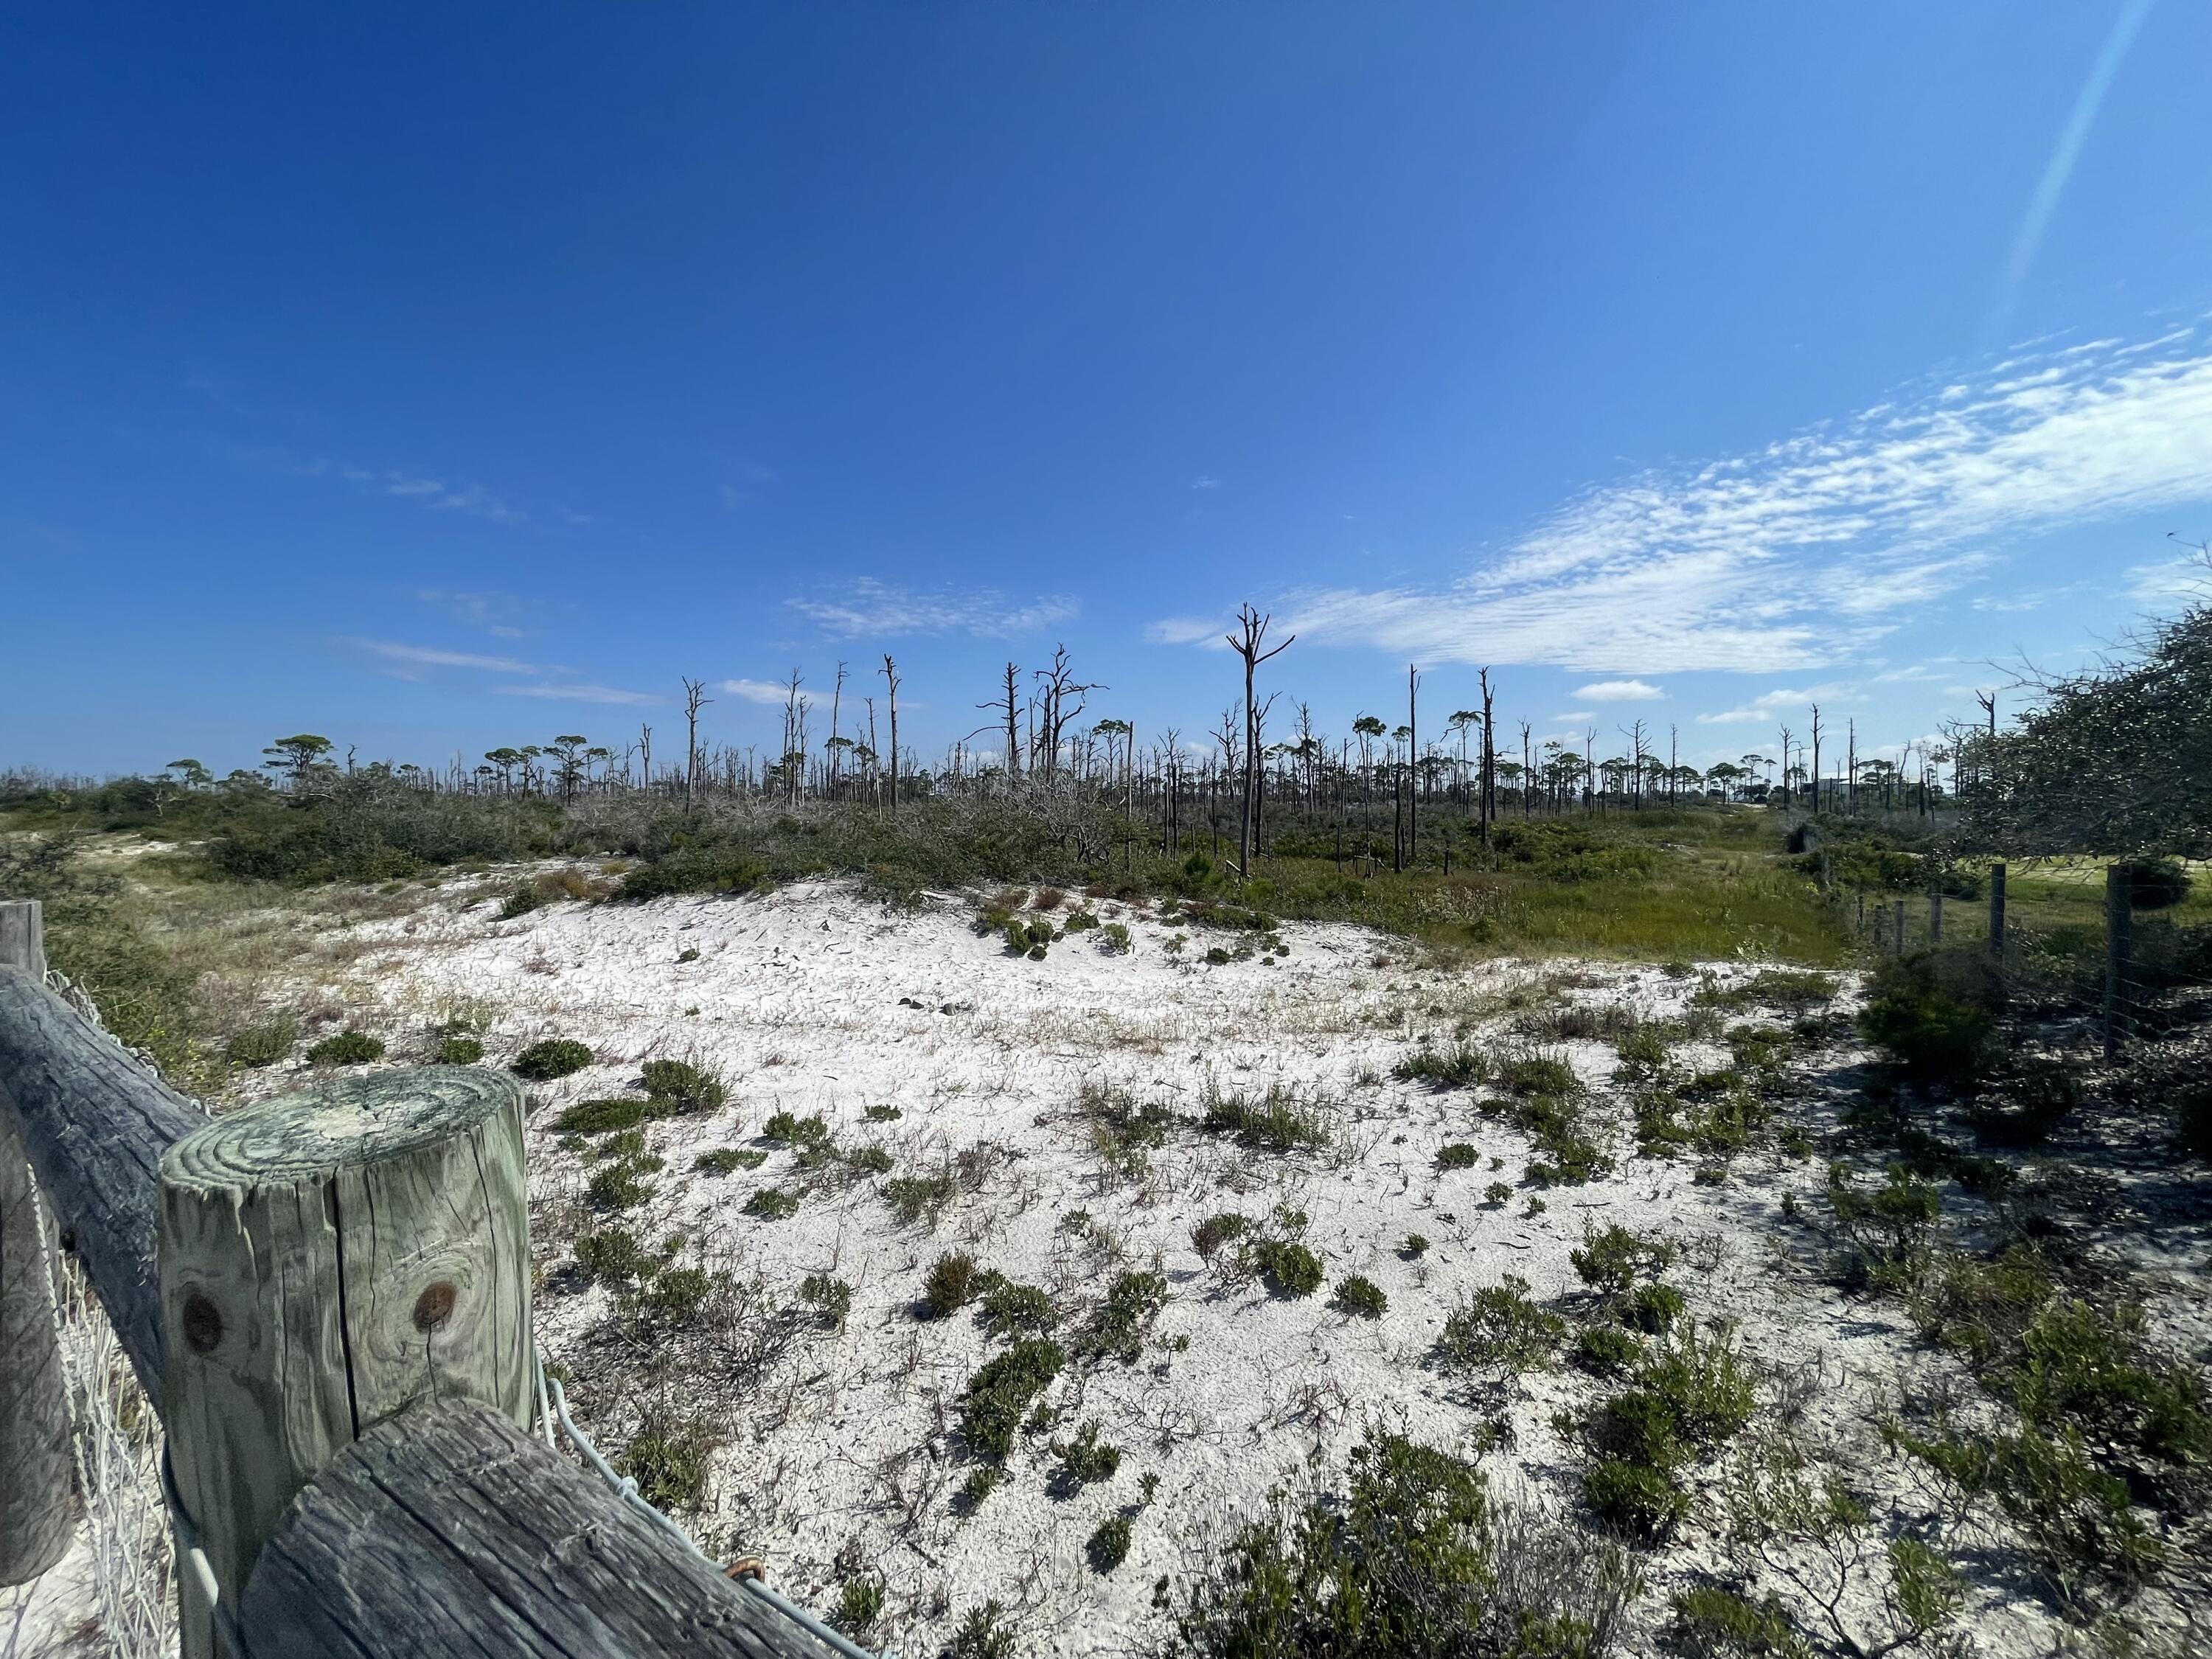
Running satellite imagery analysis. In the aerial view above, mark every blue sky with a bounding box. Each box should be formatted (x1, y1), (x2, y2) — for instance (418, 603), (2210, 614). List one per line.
(5, 3), (2211, 779)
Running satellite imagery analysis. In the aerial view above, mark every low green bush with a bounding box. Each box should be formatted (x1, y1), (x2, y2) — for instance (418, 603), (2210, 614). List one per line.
(306, 1029), (383, 1065)
(1253, 1240), (1324, 1299)
(434, 1033), (484, 1065)
(619, 1413), (715, 1512)
(1086, 1514), (1133, 1573)
(1571, 1222), (1677, 1298)
(694, 1147), (767, 1174)
(884, 1170), (958, 1225)
(1584, 1455), (1688, 1543)
(640, 1057), (726, 1112)
(978, 1276), (1057, 1336)
(1057, 1419), (1121, 1485)
(1394, 1039), (1489, 1089)
(923, 1251), (981, 1318)
(1198, 1085), (1330, 1151)
(512, 1037), (594, 1080)
(615, 841), (768, 901)
(1639, 1321), (1756, 1446)
(1438, 1276), (1565, 1372)
(556, 1097), (649, 1134)
(742, 1187), (799, 1220)
(799, 1273), (852, 1329)
(587, 1160), (655, 1211)
(1667, 1584), (1810, 1658)
(574, 1226), (656, 1287)
(1331, 1275), (1388, 1319)
(225, 1016), (299, 1068)
(1857, 950), (2003, 1089)
(1621, 1282), (1685, 1335)
(960, 1338), (1064, 1459)
(1573, 1324), (1643, 1377)
(1084, 1269), (1171, 1359)
(1192, 1213), (1251, 1259)
(1434, 1141), (1482, 1170)
(832, 1578), (884, 1638)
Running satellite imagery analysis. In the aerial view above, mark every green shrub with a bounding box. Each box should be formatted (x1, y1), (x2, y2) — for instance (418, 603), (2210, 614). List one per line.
(950, 1601), (1015, 1659)
(306, 1028), (383, 1065)
(1057, 1419), (1121, 1485)
(1667, 1584), (1811, 1658)
(1394, 1039), (1489, 1089)
(1640, 1322), (1756, 1446)
(1085, 1269), (1170, 1359)
(1005, 917), (1056, 957)
(636, 1265), (712, 1325)
(1483, 1181), (1513, 1206)
(594, 1128), (648, 1161)
(1495, 1048), (1579, 1096)
(1621, 1282), (1685, 1335)
(960, 1338), (1065, 1458)
(1198, 1085), (1330, 1150)
(1400, 1233), (1430, 1259)
(1438, 1276), (1565, 1372)
(978, 1276), (1057, 1336)
(1857, 951), (2002, 1088)
(434, 1033), (484, 1065)
(574, 1226), (656, 1287)
(865, 1103), (903, 1121)
(615, 842), (768, 901)
(1086, 1513), (1133, 1573)
(694, 1147), (767, 1175)
(845, 1144), (894, 1175)
(555, 1096), (649, 1134)
(743, 1187), (799, 1220)
(1573, 1324), (1643, 1378)
(799, 1273), (852, 1329)
(1584, 1456), (1688, 1542)
(640, 1058), (726, 1113)
(498, 882), (545, 919)
(1589, 1389), (1686, 1470)
(956, 1466), (1003, 1513)
(225, 1015), (299, 1068)
(1331, 1275), (1388, 1319)
(2124, 858), (2191, 911)
(588, 1160), (655, 1211)
(1571, 1222), (1677, 1298)
(619, 1413), (715, 1512)
(1062, 908), (1099, 932)
(512, 1037), (594, 1080)
(1433, 1142), (1482, 1170)
(832, 1577), (883, 1637)
(1253, 1240), (1324, 1299)
(762, 1110), (830, 1147)
(884, 1170), (958, 1225)
(1100, 922), (1133, 953)
(923, 1251), (980, 1318)
(1192, 1213), (1251, 1259)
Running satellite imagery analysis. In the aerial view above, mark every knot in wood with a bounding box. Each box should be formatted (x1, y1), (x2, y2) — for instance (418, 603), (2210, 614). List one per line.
(413, 1280), (458, 1333)
(182, 1289), (223, 1354)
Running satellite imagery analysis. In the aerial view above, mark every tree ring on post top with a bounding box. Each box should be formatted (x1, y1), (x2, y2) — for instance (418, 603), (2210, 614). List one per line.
(161, 1068), (525, 1192)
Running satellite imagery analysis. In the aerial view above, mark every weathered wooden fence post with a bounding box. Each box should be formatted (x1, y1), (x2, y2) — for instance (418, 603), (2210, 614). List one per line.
(1929, 890), (1944, 945)
(157, 1070), (533, 1655)
(2104, 863), (2133, 1059)
(1988, 862), (2006, 964)
(1893, 899), (1905, 955)
(0, 899), (76, 1586)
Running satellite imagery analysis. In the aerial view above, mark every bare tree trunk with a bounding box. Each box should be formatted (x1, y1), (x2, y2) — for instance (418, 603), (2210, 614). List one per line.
(881, 655), (901, 817)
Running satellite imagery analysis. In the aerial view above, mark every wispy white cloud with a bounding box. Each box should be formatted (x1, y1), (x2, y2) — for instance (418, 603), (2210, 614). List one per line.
(344, 465), (516, 520)
(355, 639), (537, 675)
(1146, 617), (1233, 649)
(1190, 476), (1220, 490)
(720, 678), (800, 706)
(1694, 684), (1851, 726)
(493, 683), (662, 706)
(1572, 679), (1663, 702)
(1153, 325), (2212, 675)
(1551, 709), (1594, 723)
(787, 578), (1078, 640)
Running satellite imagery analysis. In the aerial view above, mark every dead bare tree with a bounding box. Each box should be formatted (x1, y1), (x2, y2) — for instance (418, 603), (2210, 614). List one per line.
(976, 663), (1023, 788)
(779, 669), (809, 803)
(1225, 605), (1293, 877)
(1032, 647), (1100, 782)
(681, 677), (712, 812)
(880, 655), (901, 816)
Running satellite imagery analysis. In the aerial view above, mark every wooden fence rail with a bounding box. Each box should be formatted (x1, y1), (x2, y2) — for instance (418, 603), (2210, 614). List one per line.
(0, 899), (841, 1658)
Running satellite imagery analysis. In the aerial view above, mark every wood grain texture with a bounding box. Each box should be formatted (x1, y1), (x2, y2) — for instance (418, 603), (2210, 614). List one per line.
(0, 962), (205, 1399)
(0, 1116), (74, 1585)
(238, 1395), (833, 1659)
(0, 902), (74, 1585)
(159, 1068), (534, 1611)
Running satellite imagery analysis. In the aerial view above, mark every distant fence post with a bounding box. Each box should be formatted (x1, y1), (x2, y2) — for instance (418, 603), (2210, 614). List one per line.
(0, 899), (76, 1587)
(1929, 891), (1944, 945)
(1988, 863), (2006, 964)
(157, 1070), (533, 1656)
(1893, 899), (1905, 955)
(2104, 864), (2133, 1059)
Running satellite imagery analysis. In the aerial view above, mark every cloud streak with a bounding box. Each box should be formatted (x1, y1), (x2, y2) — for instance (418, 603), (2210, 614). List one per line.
(492, 683), (662, 706)
(788, 578), (1077, 640)
(1153, 324), (2212, 675)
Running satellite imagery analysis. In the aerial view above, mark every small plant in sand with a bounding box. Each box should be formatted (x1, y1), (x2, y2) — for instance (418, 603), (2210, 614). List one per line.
(1332, 1275), (1388, 1319)
(1394, 1037), (1489, 1089)
(1100, 921), (1133, 953)
(956, 1466), (1003, 1513)
(306, 1028), (383, 1065)
(1198, 1082), (1331, 1151)
(977, 1274), (1057, 1336)
(1192, 1213), (1251, 1260)
(512, 1037), (594, 1080)
(950, 1601), (1015, 1659)
(640, 1057), (726, 1113)
(864, 1103), (902, 1122)
(1399, 1233), (1430, 1259)
(1004, 917), (1056, 959)
(1439, 1276), (1565, 1373)
(618, 1410), (717, 1512)
(844, 1144), (894, 1176)
(1573, 1323), (1644, 1378)
(434, 1033), (484, 1065)
(1434, 1142), (1482, 1171)
(832, 1577), (883, 1638)
(1055, 1419), (1122, 1486)
(1087, 1514), (1133, 1573)
(1253, 1239), (1324, 1298)
(959, 1339), (1065, 1459)
(799, 1273), (852, 1329)
(695, 1147), (768, 1175)
(743, 1187), (800, 1221)
(587, 1159), (655, 1212)
(1571, 1222), (1679, 1300)
(574, 1226), (656, 1288)
(1062, 908), (1099, 932)
(922, 1251), (981, 1318)
(1082, 1268), (1170, 1361)
(556, 1097), (648, 1134)
(225, 1015), (299, 1068)
(1482, 1181), (1513, 1208)
(884, 1168), (959, 1226)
